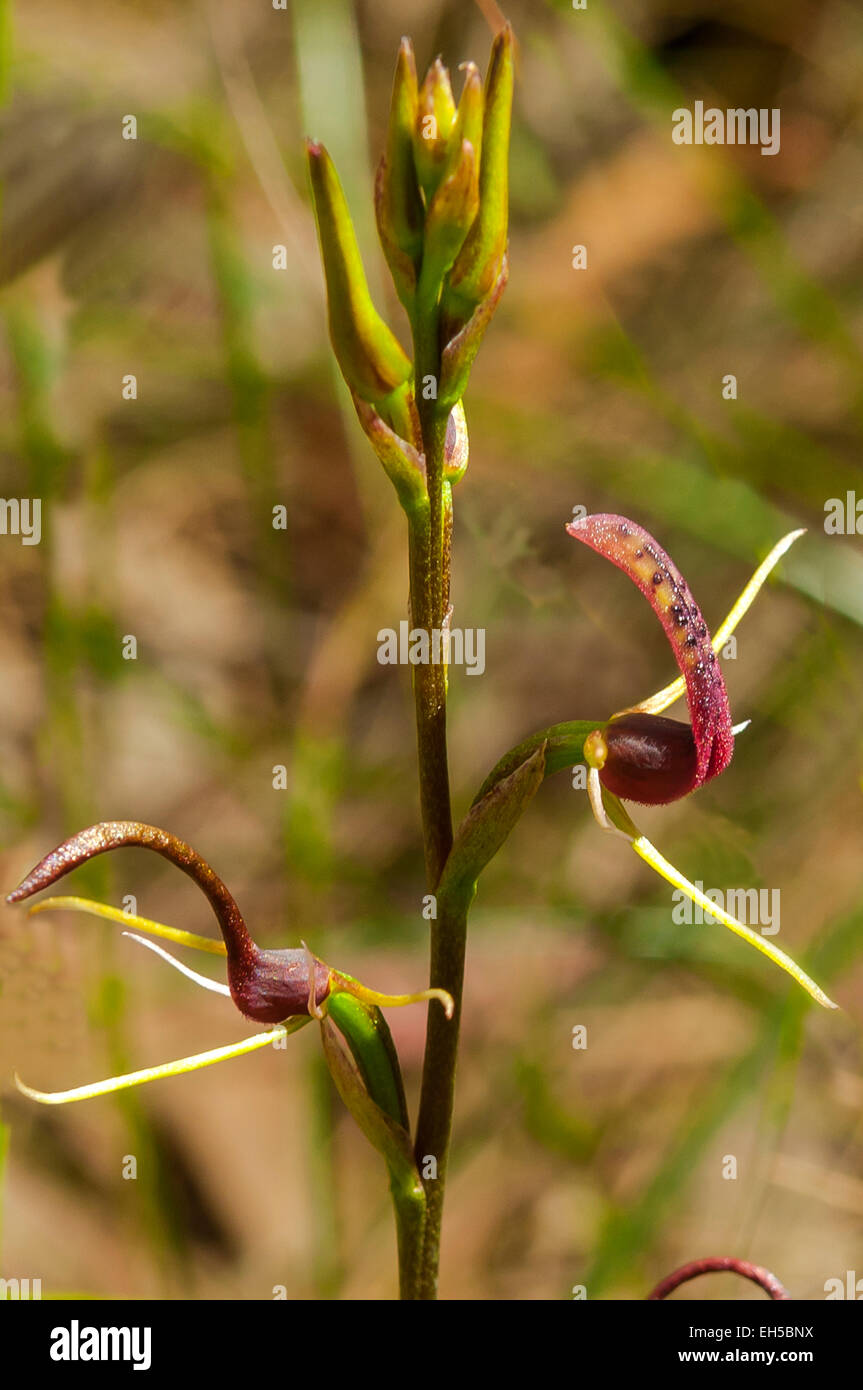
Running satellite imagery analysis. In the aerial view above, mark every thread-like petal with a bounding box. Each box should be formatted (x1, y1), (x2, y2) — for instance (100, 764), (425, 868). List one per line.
(121, 931), (231, 995)
(15, 1023), (309, 1105)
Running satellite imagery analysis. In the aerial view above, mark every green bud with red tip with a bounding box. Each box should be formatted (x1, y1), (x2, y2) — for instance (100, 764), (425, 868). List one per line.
(375, 38), (425, 309)
(416, 63), (483, 306)
(451, 62), (484, 169)
(413, 58), (457, 200)
(442, 24), (514, 332)
(307, 139), (412, 410)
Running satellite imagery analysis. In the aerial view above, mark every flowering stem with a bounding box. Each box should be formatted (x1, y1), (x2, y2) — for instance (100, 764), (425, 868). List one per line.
(407, 495), (452, 887)
(403, 299), (463, 1299)
(409, 304), (453, 884)
(412, 892), (468, 1297)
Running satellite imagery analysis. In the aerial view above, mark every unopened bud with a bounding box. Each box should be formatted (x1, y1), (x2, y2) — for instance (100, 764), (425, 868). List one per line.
(413, 58), (457, 200)
(307, 140), (411, 406)
(420, 140), (479, 300)
(375, 37), (425, 308)
(443, 25), (514, 326)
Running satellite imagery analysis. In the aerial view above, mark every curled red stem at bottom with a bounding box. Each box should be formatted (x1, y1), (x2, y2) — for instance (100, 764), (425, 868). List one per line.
(647, 1257), (791, 1301)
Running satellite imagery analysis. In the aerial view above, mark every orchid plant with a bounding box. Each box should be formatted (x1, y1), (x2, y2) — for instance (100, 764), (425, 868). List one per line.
(5, 24), (837, 1300)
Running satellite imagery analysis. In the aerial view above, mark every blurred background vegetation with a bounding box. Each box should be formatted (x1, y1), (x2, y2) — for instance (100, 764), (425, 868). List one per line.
(0, 0), (862, 1300)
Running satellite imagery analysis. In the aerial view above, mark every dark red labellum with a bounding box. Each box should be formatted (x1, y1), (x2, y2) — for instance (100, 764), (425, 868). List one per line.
(230, 948), (330, 1024)
(600, 713), (698, 806)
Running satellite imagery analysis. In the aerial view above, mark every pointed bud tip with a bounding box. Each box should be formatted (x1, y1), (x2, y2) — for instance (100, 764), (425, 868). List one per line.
(488, 23), (516, 83)
(423, 56), (455, 97)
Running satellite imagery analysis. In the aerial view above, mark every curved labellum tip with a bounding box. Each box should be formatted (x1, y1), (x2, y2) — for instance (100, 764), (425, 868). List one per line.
(567, 513), (734, 795)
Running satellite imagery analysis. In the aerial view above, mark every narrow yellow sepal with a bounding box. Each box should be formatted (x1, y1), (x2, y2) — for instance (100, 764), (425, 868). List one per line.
(15, 1021), (310, 1105)
(27, 895), (227, 955)
(595, 786), (836, 1010)
(629, 834), (837, 1010)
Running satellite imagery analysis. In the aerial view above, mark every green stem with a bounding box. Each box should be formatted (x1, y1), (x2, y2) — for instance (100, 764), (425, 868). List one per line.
(409, 296), (453, 889)
(412, 891), (468, 1297)
(392, 1173), (427, 1300)
(407, 499), (451, 885)
(402, 292), (465, 1298)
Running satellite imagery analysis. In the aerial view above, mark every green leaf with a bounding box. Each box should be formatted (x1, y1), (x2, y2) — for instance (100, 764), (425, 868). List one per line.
(440, 741), (547, 903)
(473, 720), (602, 803)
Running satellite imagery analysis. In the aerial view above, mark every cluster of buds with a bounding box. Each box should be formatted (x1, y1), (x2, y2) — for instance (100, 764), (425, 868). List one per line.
(306, 26), (513, 512)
